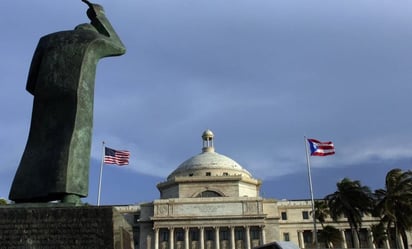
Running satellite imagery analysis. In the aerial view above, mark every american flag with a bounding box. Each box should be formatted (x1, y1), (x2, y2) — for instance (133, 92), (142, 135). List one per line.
(104, 147), (130, 166)
(307, 138), (335, 156)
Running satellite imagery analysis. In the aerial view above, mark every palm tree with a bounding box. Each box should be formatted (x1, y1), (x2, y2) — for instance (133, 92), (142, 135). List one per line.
(370, 223), (387, 248)
(374, 168), (412, 249)
(318, 225), (342, 248)
(312, 200), (342, 248)
(325, 178), (374, 248)
(312, 200), (330, 228)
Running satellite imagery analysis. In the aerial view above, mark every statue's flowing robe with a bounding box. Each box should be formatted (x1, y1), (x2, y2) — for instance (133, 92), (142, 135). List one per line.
(9, 26), (125, 202)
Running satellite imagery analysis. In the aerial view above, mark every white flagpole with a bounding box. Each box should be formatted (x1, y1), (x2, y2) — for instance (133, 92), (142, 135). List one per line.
(304, 136), (318, 248)
(97, 141), (105, 206)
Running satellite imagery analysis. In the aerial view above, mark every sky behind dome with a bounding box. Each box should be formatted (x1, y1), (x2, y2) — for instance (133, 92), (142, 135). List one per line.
(1, 0), (412, 205)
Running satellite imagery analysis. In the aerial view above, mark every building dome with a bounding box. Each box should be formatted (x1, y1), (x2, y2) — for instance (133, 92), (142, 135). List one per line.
(167, 130), (252, 180)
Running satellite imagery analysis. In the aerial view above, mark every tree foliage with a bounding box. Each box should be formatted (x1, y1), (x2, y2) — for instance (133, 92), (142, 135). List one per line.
(325, 178), (374, 248)
(370, 223), (387, 248)
(312, 200), (329, 228)
(374, 168), (412, 249)
(318, 225), (342, 248)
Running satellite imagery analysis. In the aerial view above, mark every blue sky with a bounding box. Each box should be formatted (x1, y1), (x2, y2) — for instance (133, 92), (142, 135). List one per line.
(1, 0), (412, 205)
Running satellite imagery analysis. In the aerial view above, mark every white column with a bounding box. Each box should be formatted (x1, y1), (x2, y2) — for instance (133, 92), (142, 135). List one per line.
(341, 230), (347, 249)
(148, 234), (153, 249)
(368, 229), (375, 249)
(185, 227), (190, 249)
(154, 228), (159, 249)
(245, 226), (251, 249)
(230, 227), (235, 249)
(298, 231), (305, 249)
(260, 226), (266, 245)
(215, 227), (220, 249)
(170, 228), (175, 249)
(384, 238), (390, 249)
(200, 227), (205, 249)
(397, 234), (405, 249)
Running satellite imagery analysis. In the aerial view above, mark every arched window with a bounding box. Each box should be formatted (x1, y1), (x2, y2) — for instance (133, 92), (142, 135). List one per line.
(195, 190), (222, 198)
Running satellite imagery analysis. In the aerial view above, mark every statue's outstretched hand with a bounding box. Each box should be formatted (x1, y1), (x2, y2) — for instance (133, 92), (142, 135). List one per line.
(82, 0), (104, 19)
(81, 0), (94, 9)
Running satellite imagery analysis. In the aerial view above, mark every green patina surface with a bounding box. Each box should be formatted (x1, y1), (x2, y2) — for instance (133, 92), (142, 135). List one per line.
(9, 1), (126, 204)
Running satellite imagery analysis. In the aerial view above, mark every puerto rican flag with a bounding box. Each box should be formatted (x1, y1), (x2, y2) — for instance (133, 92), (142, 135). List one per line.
(307, 138), (335, 156)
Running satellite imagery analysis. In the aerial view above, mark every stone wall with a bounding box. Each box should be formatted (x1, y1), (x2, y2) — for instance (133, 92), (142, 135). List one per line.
(0, 205), (133, 249)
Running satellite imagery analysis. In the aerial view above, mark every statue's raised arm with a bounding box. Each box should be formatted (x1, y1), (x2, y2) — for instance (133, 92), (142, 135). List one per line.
(81, 0), (126, 53)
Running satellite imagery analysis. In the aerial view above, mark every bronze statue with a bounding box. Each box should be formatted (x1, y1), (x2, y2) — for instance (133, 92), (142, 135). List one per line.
(9, 0), (126, 204)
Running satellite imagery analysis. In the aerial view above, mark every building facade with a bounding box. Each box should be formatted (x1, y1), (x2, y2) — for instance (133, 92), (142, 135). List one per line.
(116, 130), (412, 249)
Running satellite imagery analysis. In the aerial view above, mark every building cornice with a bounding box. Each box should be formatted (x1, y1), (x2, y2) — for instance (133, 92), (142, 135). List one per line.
(157, 175), (261, 190)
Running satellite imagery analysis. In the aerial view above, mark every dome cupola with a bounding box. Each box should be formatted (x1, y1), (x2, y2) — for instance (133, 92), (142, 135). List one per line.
(202, 129), (214, 152)
(167, 130), (252, 180)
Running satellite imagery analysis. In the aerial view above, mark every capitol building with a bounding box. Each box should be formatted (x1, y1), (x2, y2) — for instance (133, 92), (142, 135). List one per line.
(116, 130), (411, 249)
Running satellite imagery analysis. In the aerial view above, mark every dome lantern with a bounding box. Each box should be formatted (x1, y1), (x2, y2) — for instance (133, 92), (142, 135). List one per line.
(202, 129), (214, 152)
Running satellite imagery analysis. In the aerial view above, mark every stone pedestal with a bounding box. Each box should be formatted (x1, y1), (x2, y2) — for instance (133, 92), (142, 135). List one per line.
(0, 205), (134, 249)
